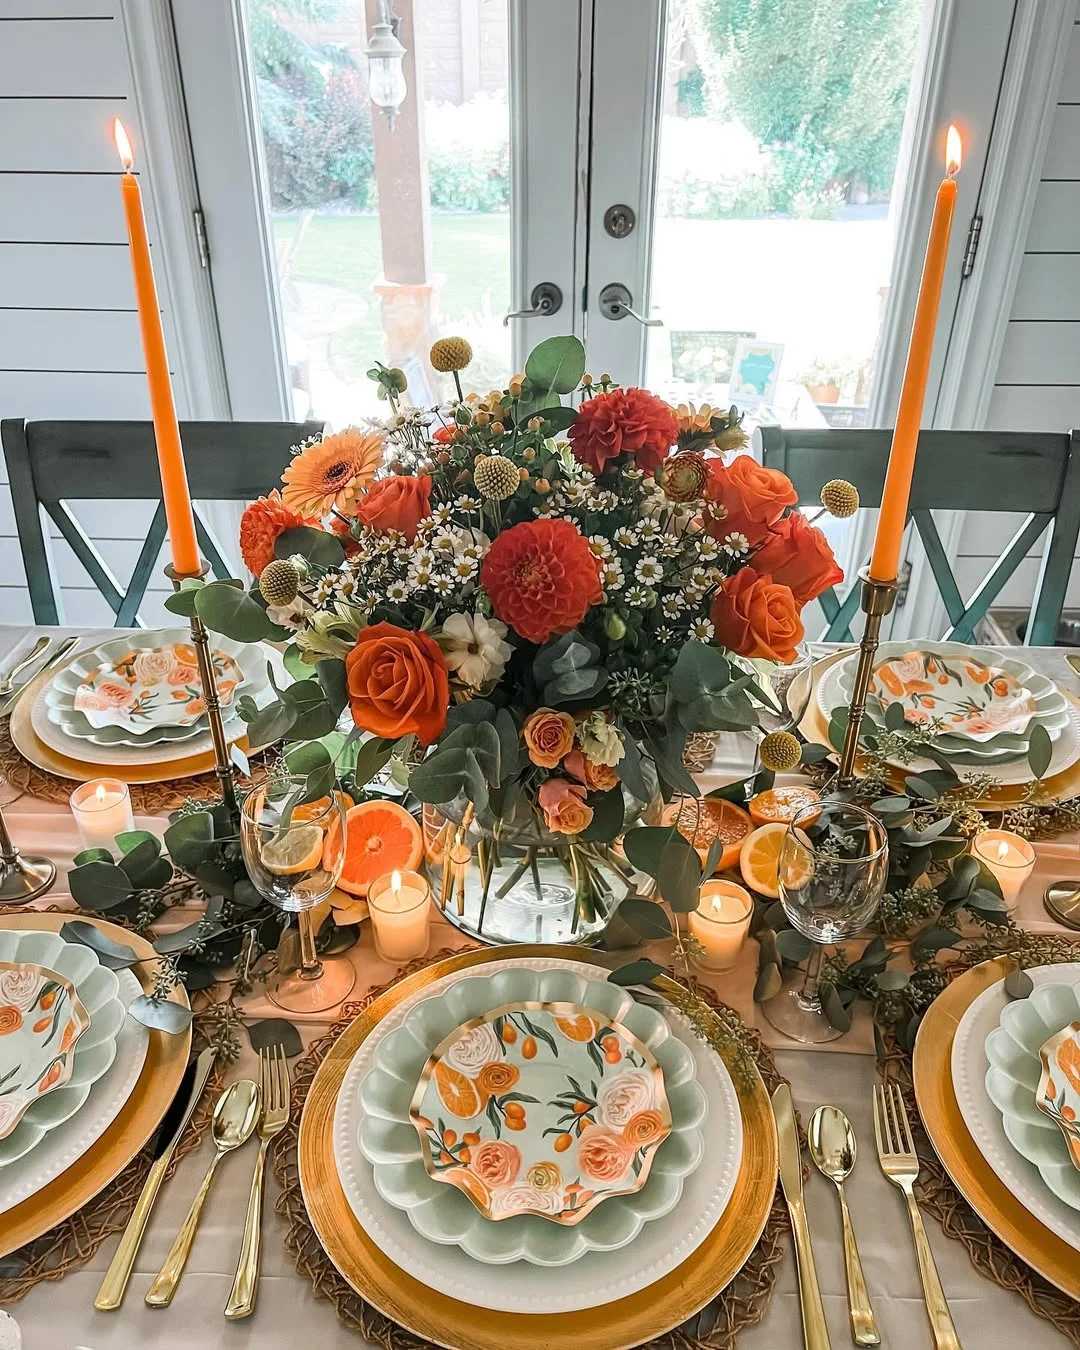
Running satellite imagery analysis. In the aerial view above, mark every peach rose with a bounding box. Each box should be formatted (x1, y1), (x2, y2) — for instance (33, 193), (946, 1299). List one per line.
(477, 1060), (520, 1097)
(525, 1160), (563, 1193)
(705, 454), (798, 526)
(471, 1138), (521, 1188)
(577, 1128), (631, 1184)
(623, 1109), (667, 1148)
(710, 568), (804, 665)
(354, 473), (432, 543)
(563, 748), (619, 792)
(0, 1006), (22, 1036)
(523, 708), (576, 768)
(168, 663), (199, 687)
(133, 650), (174, 684)
(345, 621), (449, 745)
(97, 680), (136, 709)
(537, 778), (594, 835)
(752, 511), (844, 606)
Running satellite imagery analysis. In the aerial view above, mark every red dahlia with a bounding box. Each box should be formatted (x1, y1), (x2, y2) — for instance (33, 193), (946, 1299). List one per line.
(568, 387), (678, 476)
(239, 490), (314, 576)
(480, 518), (602, 645)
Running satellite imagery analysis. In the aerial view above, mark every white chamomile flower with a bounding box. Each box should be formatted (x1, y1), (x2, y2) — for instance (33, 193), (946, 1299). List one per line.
(660, 536), (682, 558)
(436, 612), (512, 689)
(312, 576), (337, 605)
(588, 535), (614, 561)
(430, 528), (459, 554)
(588, 490), (620, 513)
(724, 532), (751, 555)
(601, 561), (625, 591)
(455, 494), (481, 511)
(386, 580), (409, 603)
(698, 535), (720, 561)
(625, 585), (654, 608)
(655, 625), (675, 643)
(430, 503), (455, 525)
(410, 565), (433, 587)
(336, 575), (357, 601)
(614, 526), (639, 548)
(661, 593), (685, 619)
(684, 585), (705, 605)
(412, 547), (435, 568)
(430, 575), (454, 598)
(623, 466), (645, 482)
(453, 556), (478, 580)
(690, 618), (715, 641)
(635, 555), (663, 584)
(638, 519), (662, 540)
(691, 566), (711, 587)
(564, 482), (589, 506)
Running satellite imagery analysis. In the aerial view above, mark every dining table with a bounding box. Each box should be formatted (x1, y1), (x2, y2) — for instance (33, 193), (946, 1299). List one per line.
(1, 623), (1078, 1350)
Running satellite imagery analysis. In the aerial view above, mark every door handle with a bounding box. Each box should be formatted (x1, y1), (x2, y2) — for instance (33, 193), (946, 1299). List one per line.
(598, 283), (662, 326)
(503, 281), (563, 326)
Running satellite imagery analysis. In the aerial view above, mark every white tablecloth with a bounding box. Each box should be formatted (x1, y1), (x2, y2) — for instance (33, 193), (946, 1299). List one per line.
(1, 625), (1076, 1348)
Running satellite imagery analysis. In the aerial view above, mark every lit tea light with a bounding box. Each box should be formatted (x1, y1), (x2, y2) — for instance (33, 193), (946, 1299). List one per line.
(69, 779), (135, 853)
(367, 868), (432, 963)
(688, 879), (753, 972)
(971, 829), (1036, 911)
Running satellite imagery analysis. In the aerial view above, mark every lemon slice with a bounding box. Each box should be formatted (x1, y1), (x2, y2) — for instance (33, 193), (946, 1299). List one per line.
(262, 824), (324, 876)
(739, 822), (812, 899)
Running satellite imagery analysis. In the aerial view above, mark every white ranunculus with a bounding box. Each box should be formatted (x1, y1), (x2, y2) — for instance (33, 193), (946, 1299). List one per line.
(596, 1069), (654, 1128)
(445, 1021), (501, 1074)
(436, 612), (512, 690)
(580, 711), (624, 767)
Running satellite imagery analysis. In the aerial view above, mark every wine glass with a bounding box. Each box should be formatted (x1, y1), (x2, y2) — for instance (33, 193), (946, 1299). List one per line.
(240, 776), (354, 1014)
(760, 800), (888, 1044)
(756, 641), (814, 737)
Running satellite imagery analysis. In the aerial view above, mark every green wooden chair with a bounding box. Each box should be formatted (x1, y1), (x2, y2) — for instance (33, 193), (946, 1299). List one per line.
(1, 418), (323, 627)
(760, 426), (1080, 646)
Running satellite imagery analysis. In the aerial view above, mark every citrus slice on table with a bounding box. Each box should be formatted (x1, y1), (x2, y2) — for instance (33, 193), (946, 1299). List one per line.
(661, 797), (753, 873)
(748, 785), (821, 828)
(262, 825), (325, 876)
(554, 1012), (601, 1042)
(293, 790), (355, 823)
(332, 799), (424, 897)
(739, 822), (813, 899)
(434, 1060), (485, 1118)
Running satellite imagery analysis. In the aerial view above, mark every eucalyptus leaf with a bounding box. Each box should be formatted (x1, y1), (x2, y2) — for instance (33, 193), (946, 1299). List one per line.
(876, 968), (910, 991)
(774, 928), (813, 963)
(73, 847), (113, 867)
(617, 896), (673, 939)
(317, 658), (349, 718)
(247, 1017), (304, 1057)
(194, 580), (276, 643)
(164, 811), (216, 870)
(577, 787), (624, 843)
(154, 919), (224, 955)
(115, 830), (159, 856)
(911, 924), (963, 957)
(68, 861), (134, 911)
(524, 334), (586, 396)
(274, 525), (345, 568)
(60, 921), (141, 970)
(799, 742), (833, 765)
(904, 773), (942, 801)
(284, 680), (337, 740)
(608, 958), (664, 988)
(408, 747), (471, 804)
(614, 727), (650, 802)
(702, 835), (724, 878)
(754, 962), (783, 1002)
(534, 405), (578, 432)
(163, 578), (204, 617)
(657, 836), (702, 912)
(1028, 722), (1053, 779)
(622, 826), (679, 880)
(283, 740), (336, 803)
(118, 838), (166, 887)
(820, 981), (852, 1032)
(128, 995), (194, 1034)
(351, 734), (396, 789)
(283, 644), (314, 682)
(1004, 965), (1034, 1000)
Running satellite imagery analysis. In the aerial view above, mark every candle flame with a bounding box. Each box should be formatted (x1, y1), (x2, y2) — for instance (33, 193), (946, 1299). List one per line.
(946, 124), (962, 176)
(113, 118), (134, 171)
(94, 783), (107, 804)
(391, 869), (402, 893)
(996, 839), (1010, 863)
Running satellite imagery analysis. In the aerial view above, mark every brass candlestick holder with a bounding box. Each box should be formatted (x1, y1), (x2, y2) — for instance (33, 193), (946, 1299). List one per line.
(164, 561), (239, 822)
(837, 567), (900, 785)
(0, 803), (55, 904)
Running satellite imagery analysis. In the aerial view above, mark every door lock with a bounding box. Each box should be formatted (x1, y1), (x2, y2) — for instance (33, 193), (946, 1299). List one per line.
(603, 204), (636, 239)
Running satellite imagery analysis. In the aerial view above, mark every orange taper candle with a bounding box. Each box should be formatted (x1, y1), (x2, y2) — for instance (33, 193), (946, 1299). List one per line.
(113, 118), (201, 578)
(869, 125), (962, 583)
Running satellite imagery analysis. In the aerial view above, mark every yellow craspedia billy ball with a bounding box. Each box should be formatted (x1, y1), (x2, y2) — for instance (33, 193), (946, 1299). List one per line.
(259, 558), (300, 607)
(473, 453), (519, 502)
(758, 731), (802, 773)
(820, 479), (860, 518)
(430, 336), (473, 373)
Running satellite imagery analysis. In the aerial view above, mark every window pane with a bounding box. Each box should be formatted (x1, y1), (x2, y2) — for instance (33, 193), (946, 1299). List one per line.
(247, 0), (512, 423)
(646, 0), (925, 429)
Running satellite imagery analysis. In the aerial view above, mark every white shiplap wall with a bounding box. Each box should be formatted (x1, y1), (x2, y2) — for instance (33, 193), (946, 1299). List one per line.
(955, 18), (1080, 613)
(0, 0), (186, 627)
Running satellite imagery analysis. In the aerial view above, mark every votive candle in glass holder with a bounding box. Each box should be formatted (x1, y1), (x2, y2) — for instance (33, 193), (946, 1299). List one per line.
(688, 879), (753, 972)
(971, 829), (1036, 912)
(368, 868), (432, 963)
(69, 779), (135, 853)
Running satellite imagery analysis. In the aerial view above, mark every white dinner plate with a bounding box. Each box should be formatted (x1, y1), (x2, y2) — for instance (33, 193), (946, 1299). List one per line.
(333, 955), (743, 1315)
(950, 961), (1080, 1252)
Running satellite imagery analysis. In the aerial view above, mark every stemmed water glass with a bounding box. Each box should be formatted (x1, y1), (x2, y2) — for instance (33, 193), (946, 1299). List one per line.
(756, 641), (814, 739)
(760, 800), (888, 1043)
(240, 775), (354, 1014)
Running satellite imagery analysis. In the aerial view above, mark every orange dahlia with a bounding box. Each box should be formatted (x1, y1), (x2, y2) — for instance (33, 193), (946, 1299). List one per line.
(480, 518), (602, 645)
(568, 387), (677, 476)
(281, 428), (383, 517)
(239, 491), (314, 576)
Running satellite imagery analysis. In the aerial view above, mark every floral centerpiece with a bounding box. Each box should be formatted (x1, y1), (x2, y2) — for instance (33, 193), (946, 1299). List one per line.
(173, 334), (846, 943)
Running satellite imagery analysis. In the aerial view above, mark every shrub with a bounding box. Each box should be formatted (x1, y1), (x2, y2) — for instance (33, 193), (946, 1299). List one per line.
(425, 94), (511, 212)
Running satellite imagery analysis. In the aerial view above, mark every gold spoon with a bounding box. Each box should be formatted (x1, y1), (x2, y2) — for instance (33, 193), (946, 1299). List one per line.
(808, 1105), (880, 1346)
(145, 1078), (260, 1308)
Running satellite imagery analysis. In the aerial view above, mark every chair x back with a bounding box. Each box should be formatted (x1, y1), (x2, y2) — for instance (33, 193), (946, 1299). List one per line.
(760, 426), (1080, 646)
(1, 418), (323, 627)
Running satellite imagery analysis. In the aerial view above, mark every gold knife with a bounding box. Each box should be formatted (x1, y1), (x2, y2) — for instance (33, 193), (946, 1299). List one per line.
(773, 1083), (832, 1350)
(2, 635), (80, 715)
(94, 1047), (216, 1311)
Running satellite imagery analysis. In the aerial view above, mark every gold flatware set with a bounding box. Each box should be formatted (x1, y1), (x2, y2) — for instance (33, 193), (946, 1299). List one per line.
(773, 1082), (961, 1349)
(97, 1045), (291, 1319)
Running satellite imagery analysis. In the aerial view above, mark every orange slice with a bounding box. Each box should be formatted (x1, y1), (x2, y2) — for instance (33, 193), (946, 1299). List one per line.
(1057, 1035), (1080, 1095)
(554, 1012), (601, 1042)
(294, 790), (355, 823)
(434, 1060), (484, 1118)
(748, 786), (821, 828)
(661, 797), (753, 873)
(262, 825), (325, 876)
(739, 822), (812, 899)
(332, 800), (424, 897)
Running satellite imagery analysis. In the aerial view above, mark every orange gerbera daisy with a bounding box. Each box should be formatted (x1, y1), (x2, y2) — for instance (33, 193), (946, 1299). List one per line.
(281, 428), (383, 517)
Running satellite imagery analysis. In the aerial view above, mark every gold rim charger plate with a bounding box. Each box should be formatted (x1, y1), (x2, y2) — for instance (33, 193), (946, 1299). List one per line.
(299, 944), (778, 1350)
(8, 650), (251, 785)
(801, 649), (1080, 807)
(0, 913), (191, 1258)
(912, 956), (1080, 1298)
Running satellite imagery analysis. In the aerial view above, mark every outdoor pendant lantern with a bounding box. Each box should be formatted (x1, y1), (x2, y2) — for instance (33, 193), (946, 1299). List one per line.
(365, 0), (407, 129)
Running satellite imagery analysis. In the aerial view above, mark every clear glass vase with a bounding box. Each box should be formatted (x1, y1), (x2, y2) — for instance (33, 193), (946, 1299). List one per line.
(422, 793), (654, 946)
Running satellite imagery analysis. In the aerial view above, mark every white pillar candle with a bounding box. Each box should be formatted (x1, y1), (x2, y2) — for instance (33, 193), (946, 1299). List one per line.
(367, 868), (432, 963)
(69, 779), (135, 853)
(971, 830), (1036, 912)
(688, 879), (753, 973)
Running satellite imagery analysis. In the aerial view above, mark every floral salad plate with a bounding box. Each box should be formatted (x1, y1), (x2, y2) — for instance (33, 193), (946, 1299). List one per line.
(71, 638), (243, 732)
(410, 1001), (671, 1224)
(1036, 1022), (1080, 1173)
(869, 648), (1037, 738)
(0, 961), (91, 1141)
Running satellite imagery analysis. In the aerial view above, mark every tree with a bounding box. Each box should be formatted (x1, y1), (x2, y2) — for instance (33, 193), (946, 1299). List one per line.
(690, 0), (921, 210)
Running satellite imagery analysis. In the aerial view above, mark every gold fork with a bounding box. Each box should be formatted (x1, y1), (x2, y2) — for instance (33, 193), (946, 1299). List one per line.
(873, 1082), (961, 1350)
(224, 1045), (291, 1319)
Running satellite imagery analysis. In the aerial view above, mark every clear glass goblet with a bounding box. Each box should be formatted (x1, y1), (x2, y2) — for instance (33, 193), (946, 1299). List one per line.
(756, 641), (814, 737)
(240, 776), (354, 1014)
(760, 800), (888, 1043)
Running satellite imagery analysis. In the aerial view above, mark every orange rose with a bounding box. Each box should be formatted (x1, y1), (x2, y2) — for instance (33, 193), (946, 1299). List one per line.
(477, 1061), (520, 1097)
(354, 474), (432, 542)
(523, 708), (576, 767)
(577, 1128), (631, 1183)
(471, 1138), (521, 1188)
(0, 1006), (21, 1036)
(563, 748), (618, 792)
(623, 1109), (667, 1148)
(752, 512), (844, 606)
(538, 778), (594, 835)
(710, 569), (804, 664)
(706, 454), (798, 526)
(345, 621), (449, 745)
